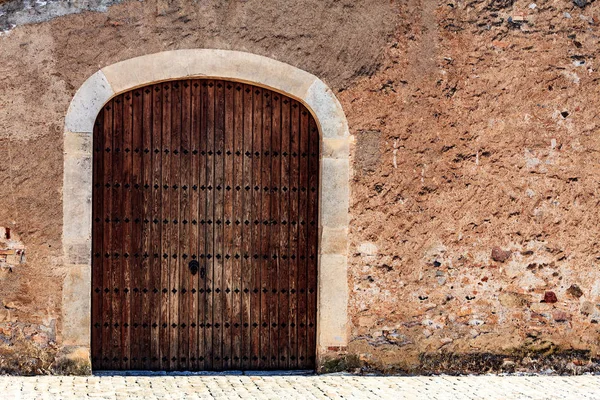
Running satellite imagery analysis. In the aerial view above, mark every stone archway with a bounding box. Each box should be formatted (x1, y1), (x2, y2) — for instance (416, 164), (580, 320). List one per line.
(62, 49), (350, 370)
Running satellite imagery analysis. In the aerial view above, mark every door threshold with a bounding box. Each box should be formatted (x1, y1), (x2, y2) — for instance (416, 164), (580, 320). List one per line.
(94, 370), (315, 377)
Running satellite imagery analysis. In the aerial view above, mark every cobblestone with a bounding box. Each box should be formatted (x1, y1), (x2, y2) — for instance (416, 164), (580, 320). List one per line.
(1, 373), (600, 399)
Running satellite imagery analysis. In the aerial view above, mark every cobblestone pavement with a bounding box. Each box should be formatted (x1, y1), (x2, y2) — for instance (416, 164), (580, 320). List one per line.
(1, 372), (600, 399)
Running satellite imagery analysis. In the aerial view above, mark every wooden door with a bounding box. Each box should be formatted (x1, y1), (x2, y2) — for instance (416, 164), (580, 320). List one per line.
(91, 79), (319, 371)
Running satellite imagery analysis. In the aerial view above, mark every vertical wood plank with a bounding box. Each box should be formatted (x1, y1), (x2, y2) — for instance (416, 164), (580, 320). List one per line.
(269, 92), (281, 369)
(297, 107), (309, 368)
(212, 81), (225, 370)
(91, 112), (104, 369)
(223, 81), (235, 370)
(131, 88), (146, 369)
(121, 92), (134, 370)
(141, 86), (154, 370)
(101, 100), (114, 370)
(204, 80), (215, 370)
(189, 80), (201, 370)
(241, 84), (254, 370)
(259, 89), (272, 369)
(251, 86), (263, 369)
(111, 96), (124, 369)
(161, 82), (173, 370)
(307, 116), (319, 368)
(231, 83), (244, 370)
(179, 80), (192, 371)
(169, 81), (182, 370)
(198, 81), (208, 370)
(279, 96), (291, 369)
(151, 84), (163, 370)
(288, 100), (300, 369)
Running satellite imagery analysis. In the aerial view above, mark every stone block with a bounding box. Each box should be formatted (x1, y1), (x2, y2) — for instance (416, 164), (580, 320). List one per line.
(63, 154), (92, 241)
(64, 131), (92, 156)
(318, 254), (348, 347)
(305, 79), (349, 139)
(320, 158), (350, 228)
(320, 227), (348, 255)
(322, 138), (350, 160)
(64, 71), (114, 133)
(62, 265), (91, 346)
(101, 49), (318, 101)
(63, 240), (91, 265)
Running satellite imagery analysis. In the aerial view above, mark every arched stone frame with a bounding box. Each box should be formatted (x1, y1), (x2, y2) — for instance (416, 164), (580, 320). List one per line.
(62, 49), (350, 369)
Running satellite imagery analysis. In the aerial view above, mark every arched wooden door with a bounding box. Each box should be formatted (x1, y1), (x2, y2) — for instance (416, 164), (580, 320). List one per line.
(91, 79), (319, 371)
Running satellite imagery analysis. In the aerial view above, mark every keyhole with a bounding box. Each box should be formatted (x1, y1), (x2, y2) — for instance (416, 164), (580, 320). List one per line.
(189, 260), (199, 275)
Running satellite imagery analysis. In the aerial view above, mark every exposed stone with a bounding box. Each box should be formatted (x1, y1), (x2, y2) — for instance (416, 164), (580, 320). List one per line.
(319, 354), (360, 373)
(581, 301), (595, 316)
(0, 266), (12, 280)
(552, 310), (571, 322)
(499, 292), (530, 308)
(543, 291), (558, 304)
(358, 242), (378, 258)
(468, 319), (485, 326)
(440, 337), (453, 345)
(491, 247), (511, 263)
(567, 284), (584, 298)
(415, 349), (600, 375)
(0, 228), (25, 268)
(358, 315), (377, 328)
(0, 322), (57, 375)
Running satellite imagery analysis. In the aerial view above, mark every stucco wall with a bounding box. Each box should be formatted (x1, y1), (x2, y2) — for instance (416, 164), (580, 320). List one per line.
(1, 0), (600, 374)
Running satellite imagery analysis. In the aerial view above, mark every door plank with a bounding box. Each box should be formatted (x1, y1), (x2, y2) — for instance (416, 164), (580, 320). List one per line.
(142, 86), (154, 370)
(269, 93), (281, 369)
(213, 80), (225, 370)
(307, 117), (319, 367)
(101, 101), (114, 371)
(297, 107), (310, 368)
(231, 83), (244, 370)
(91, 113), (104, 369)
(121, 92), (134, 370)
(160, 83), (173, 370)
(134, 87), (148, 370)
(150, 84), (163, 370)
(203, 80), (215, 370)
(223, 82), (235, 370)
(198, 81), (208, 370)
(259, 89), (272, 369)
(179, 80), (192, 371)
(168, 81), (181, 370)
(288, 100), (300, 369)
(251, 86), (263, 369)
(279, 96), (291, 369)
(241, 84), (254, 370)
(189, 80), (202, 370)
(111, 97), (124, 369)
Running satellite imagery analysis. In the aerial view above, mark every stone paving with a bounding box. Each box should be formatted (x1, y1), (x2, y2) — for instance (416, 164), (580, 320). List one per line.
(1, 372), (600, 399)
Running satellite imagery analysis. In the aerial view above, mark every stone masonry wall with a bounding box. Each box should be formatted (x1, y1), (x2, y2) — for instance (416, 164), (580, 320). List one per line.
(2, 0), (600, 374)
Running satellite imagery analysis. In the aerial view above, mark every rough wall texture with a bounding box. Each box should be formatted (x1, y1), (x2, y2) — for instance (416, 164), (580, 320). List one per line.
(343, 0), (600, 374)
(1, 0), (600, 374)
